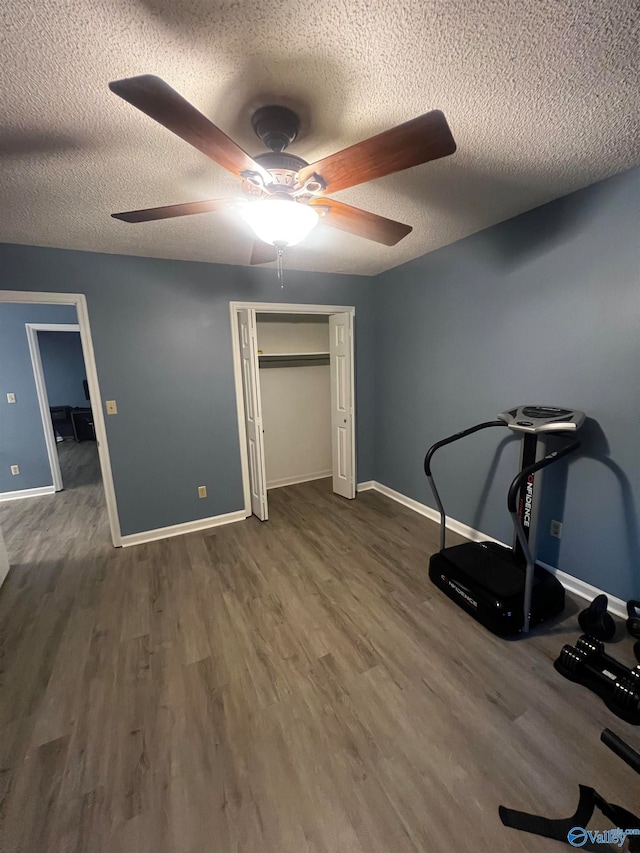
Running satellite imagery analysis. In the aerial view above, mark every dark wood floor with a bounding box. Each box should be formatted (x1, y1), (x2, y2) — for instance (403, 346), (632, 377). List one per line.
(0, 443), (638, 852)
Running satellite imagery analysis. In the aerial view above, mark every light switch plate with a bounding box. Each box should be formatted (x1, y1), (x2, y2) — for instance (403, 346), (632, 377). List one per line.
(7, 393), (16, 403)
(105, 400), (118, 415)
(550, 519), (563, 539)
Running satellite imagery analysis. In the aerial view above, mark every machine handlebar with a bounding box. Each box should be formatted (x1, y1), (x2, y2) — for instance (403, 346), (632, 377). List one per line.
(424, 420), (505, 552)
(424, 420), (505, 477)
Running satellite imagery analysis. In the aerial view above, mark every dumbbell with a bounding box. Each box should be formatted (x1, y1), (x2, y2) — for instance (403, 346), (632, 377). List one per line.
(558, 635), (640, 719)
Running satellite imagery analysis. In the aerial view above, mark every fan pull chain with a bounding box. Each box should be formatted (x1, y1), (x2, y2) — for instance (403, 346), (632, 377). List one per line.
(276, 245), (285, 290)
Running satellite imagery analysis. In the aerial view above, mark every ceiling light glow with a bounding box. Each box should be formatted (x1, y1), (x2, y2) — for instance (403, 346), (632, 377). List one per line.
(241, 198), (319, 247)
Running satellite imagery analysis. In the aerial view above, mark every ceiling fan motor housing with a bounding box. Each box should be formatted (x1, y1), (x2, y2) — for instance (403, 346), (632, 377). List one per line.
(243, 152), (310, 198)
(251, 105), (300, 152)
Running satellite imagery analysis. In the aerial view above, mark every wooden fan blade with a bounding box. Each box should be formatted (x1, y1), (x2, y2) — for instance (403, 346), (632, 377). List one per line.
(298, 110), (455, 194)
(109, 75), (271, 183)
(250, 240), (278, 265)
(112, 197), (236, 223)
(310, 198), (412, 246)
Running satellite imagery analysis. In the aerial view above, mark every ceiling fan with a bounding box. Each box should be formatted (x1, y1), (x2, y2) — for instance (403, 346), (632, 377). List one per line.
(109, 75), (457, 264)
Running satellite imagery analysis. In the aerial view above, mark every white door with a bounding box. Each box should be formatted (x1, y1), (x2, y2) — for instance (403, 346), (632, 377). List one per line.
(329, 312), (355, 499)
(238, 309), (268, 520)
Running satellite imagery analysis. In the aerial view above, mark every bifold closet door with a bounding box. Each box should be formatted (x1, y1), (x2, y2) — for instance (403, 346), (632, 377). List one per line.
(238, 308), (268, 520)
(329, 312), (355, 499)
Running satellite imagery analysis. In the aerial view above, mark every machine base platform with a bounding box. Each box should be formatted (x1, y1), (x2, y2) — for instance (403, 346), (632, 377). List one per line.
(428, 541), (565, 636)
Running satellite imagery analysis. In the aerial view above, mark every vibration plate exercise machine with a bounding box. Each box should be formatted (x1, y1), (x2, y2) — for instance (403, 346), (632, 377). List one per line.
(424, 406), (585, 635)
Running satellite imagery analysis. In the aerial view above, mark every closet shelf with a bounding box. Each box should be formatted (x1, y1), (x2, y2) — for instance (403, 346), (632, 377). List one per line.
(258, 352), (330, 366)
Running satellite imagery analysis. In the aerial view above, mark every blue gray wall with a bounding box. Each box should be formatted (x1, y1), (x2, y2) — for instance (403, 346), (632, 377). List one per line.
(0, 303), (79, 493)
(374, 167), (640, 601)
(0, 250), (375, 535)
(39, 331), (87, 409)
(2, 167), (638, 600)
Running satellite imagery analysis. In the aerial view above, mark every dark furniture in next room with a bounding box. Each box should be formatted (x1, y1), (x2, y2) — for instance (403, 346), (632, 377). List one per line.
(71, 408), (95, 442)
(49, 405), (73, 439)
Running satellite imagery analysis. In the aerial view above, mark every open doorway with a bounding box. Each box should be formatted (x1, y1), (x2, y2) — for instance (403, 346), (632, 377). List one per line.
(8, 318), (106, 559)
(0, 306), (111, 572)
(230, 301), (356, 521)
(26, 322), (90, 492)
(0, 292), (121, 586)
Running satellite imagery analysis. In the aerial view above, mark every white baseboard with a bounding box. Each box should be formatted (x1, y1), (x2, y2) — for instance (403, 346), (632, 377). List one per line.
(538, 562), (627, 619)
(361, 480), (627, 616)
(267, 470), (332, 490)
(120, 509), (246, 547)
(0, 485), (55, 503)
(368, 481), (506, 546)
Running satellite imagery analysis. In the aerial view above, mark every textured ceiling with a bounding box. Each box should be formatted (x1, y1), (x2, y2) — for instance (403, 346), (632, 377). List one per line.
(0, 0), (638, 276)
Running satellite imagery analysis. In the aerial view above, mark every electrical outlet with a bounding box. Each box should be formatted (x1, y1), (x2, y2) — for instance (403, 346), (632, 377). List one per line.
(6, 393), (16, 403)
(550, 519), (563, 539)
(105, 400), (118, 415)
(198, 485), (207, 499)
(10, 465), (20, 475)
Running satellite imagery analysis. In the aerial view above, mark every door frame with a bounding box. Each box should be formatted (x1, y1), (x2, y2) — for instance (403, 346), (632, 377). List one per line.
(26, 322), (81, 492)
(0, 290), (122, 547)
(229, 301), (356, 518)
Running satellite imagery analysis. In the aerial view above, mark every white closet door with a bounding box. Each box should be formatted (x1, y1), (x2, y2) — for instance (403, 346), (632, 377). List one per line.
(238, 309), (268, 520)
(329, 312), (355, 499)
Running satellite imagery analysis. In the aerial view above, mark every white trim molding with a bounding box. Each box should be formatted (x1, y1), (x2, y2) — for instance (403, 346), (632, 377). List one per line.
(120, 509), (246, 547)
(0, 485), (56, 503)
(25, 323), (80, 333)
(230, 301), (356, 518)
(363, 480), (504, 546)
(0, 290), (122, 546)
(359, 480), (627, 617)
(539, 564), (627, 619)
(26, 322), (80, 493)
(229, 302), (356, 315)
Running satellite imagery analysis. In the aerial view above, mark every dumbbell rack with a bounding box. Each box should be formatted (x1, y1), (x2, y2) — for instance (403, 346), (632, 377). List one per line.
(555, 635), (640, 725)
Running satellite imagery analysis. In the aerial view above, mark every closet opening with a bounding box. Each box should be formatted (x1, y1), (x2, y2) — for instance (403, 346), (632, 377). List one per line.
(230, 302), (356, 521)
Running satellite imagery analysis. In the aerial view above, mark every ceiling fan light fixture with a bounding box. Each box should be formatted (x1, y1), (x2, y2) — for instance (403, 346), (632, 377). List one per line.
(108, 77), (457, 254)
(241, 197), (319, 247)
